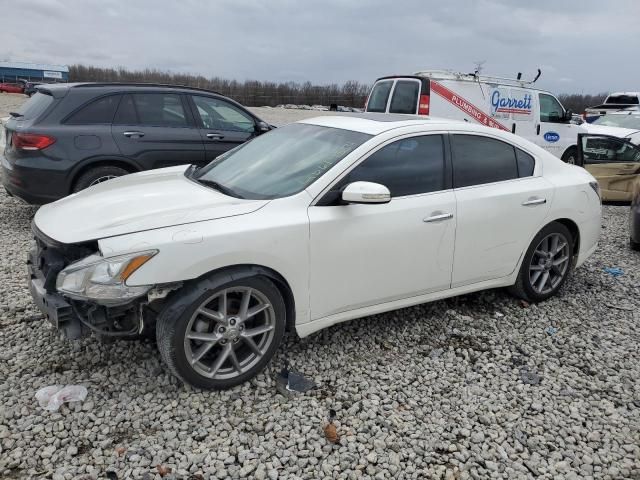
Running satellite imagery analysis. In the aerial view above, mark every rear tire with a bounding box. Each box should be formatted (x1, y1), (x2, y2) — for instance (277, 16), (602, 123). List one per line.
(156, 273), (286, 390)
(73, 165), (130, 192)
(508, 222), (574, 302)
(631, 237), (640, 251)
(561, 147), (578, 165)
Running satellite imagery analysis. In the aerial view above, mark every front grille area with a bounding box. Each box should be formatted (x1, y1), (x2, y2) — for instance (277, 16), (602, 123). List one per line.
(30, 222), (98, 292)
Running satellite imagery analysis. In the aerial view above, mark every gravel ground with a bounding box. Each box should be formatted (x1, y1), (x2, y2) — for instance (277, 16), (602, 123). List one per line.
(1, 92), (639, 479)
(1, 193), (639, 480)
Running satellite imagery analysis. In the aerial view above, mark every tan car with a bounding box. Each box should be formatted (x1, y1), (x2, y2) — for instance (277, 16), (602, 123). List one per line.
(578, 134), (640, 201)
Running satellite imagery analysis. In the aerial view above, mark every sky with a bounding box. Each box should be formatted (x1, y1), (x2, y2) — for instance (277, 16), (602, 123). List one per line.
(1, 0), (638, 94)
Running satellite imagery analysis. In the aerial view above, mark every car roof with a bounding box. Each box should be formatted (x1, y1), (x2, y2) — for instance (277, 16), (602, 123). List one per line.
(300, 113), (479, 135)
(38, 82), (222, 96)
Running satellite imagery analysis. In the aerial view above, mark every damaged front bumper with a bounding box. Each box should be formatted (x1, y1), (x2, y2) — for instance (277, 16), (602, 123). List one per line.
(26, 230), (149, 339)
(28, 266), (80, 338)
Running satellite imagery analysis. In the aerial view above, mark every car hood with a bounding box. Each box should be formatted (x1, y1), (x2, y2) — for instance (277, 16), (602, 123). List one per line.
(34, 165), (269, 244)
(581, 123), (640, 143)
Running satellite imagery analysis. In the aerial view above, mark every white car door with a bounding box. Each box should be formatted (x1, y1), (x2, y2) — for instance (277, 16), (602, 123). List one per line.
(534, 92), (577, 160)
(450, 133), (553, 287)
(308, 134), (456, 320)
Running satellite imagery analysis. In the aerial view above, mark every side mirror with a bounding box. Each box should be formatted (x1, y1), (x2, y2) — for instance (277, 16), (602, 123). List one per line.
(255, 121), (271, 133)
(564, 109), (573, 122)
(342, 181), (391, 204)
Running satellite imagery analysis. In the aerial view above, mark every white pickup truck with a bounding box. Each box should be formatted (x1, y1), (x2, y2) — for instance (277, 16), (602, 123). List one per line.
(584, 92), (640, 123)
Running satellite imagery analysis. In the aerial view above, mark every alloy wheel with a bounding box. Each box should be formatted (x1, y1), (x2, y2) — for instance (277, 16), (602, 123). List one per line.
(183, 287), (276, 380)
(89, 175), (117, 186)
(528, 233), (570, 295)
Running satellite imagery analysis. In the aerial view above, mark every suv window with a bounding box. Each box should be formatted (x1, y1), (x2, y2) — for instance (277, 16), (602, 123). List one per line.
(65, 95), (120, 124)
(345, 135), (445, 197)
(114, 93), (188, 126)
(539, 93), (564, 123)
(389, 81), (419, 114)
(366, 81), (393, 113)
(113, 94), (136, 124)
(192, 96), (255, 132)
(15, 92), (54, 120)
(452, 135), (520, 188)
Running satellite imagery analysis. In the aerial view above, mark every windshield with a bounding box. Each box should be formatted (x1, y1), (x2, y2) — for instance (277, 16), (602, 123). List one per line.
(194, 123), (372, 199)
(593, 114), (640, 130)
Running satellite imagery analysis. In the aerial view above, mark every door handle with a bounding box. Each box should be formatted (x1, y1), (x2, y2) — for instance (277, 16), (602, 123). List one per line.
(423, 212), (453, 223)
(536, 124), (540, 135)
(123, 131), (144, 138)
(522, 197), (546, 206)
(206, 133), (225, 140)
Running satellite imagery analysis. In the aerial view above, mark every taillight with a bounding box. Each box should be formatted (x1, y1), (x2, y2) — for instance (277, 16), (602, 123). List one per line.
(418, 94), (430, 115)
(12, 132), (56, 151)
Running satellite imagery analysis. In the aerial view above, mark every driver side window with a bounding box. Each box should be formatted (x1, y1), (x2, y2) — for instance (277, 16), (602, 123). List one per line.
(318, 135), (446, 205)
(192, 96), (256, 133)
(539, 93), (564, 123)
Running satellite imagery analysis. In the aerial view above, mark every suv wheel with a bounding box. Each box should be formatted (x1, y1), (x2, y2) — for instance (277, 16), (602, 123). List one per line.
(509, 222), (574, 302)
(156, 273), (286, 390)
(73, 166), (130, 192)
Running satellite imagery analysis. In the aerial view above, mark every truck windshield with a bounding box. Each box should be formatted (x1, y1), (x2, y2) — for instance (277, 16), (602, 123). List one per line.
(193, 123), (372, 199)
(606, 95), (639, 105)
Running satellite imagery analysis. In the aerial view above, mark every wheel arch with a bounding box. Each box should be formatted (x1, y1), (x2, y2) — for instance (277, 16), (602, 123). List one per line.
(70, 158), (141, 192)
(560, 145), (578, 163)
(548, 217), (580, 260)
(191, 264), (297, 332)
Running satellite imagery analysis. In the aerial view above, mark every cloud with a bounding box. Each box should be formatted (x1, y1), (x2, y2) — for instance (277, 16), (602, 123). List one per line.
(1, 0), (638, 93)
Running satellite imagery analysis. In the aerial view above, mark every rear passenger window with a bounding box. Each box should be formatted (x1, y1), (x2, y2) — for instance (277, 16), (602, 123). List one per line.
(452, 135), (519, 188)
(346, 135), (445, 197)
(114, 93), (188, 127)
(65, 95), (120, 124)
(389, 81), (419, 114)
(516, 148), (535, 177)
(113, 94), (137, 124)
(366, 81), (393, 113)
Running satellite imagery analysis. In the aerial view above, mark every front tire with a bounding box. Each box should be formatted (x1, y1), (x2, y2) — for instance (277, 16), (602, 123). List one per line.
(509, 222), (574, 302)
(631, 237), (640, 251)
(156, 273), (286, 390)
(561, 147), (578, 165)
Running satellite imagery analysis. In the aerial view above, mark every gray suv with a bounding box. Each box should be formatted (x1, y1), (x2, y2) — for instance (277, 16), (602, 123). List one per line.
(1, 83), (272, 204)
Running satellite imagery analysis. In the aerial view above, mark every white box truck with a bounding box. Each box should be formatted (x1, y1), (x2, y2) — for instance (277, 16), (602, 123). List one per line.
(364, 70), (638, 164)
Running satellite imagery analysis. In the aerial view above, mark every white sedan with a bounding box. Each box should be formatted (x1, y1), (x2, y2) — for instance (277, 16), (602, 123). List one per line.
(29, 115), (601, 389)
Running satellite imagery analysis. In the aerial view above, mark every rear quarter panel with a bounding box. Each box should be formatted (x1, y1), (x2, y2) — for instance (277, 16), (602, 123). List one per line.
(542, 160), (601, 266)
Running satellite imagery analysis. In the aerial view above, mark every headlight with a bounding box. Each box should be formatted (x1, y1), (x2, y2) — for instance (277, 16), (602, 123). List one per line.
(56, 250), (157, 305)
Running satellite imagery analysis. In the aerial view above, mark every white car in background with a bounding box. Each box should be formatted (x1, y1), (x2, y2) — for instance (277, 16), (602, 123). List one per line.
(28, 115), (601, 389)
